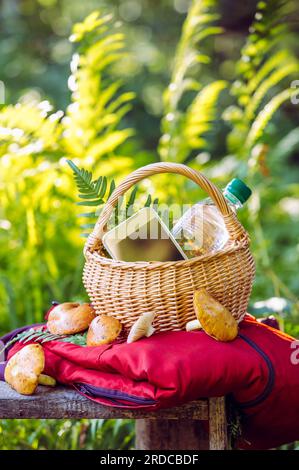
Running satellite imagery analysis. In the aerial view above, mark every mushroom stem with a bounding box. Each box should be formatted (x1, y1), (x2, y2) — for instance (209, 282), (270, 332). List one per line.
(127, 312), (156, 343)
(38, 374), (56, 387)
(186, 319), (202, 331)
(145, 325), (155, 337)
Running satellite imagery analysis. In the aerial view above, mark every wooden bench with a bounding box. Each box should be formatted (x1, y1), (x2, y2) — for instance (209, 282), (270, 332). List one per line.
(0, 381), (228, 450)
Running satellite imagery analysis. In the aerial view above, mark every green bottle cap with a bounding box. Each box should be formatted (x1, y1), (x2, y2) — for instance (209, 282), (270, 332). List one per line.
(225, 178), (252, 204)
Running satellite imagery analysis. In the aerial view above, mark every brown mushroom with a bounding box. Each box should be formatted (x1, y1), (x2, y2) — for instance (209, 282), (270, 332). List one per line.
(87, 315), (122, 346)
(193, 289), (238, 342)
(47, 302), (96, 335)
(4, 344), (56, 395)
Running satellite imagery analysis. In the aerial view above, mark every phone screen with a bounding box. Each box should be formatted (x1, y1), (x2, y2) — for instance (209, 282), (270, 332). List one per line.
(103, 209), (186, 262)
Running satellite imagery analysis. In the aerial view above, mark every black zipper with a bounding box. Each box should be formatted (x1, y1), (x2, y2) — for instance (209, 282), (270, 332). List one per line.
(75, 382), (157, 406)
(237, 333), (275, 409)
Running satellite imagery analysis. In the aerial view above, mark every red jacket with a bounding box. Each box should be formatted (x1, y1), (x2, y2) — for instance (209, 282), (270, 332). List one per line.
(2, 314), (299, 449)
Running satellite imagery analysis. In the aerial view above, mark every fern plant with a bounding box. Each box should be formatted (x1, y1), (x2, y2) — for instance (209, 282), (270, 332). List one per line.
(67, 160), (115, 238)
(64, 11), (135, 162)
(67, 160), (158, 237)
(223, 0), (299, 162)
(159, 0), (226, 163)
(0, 327), (88, 355)
(0, 3), (298, 332)
(0, 11), (137, 328)
(220, 0), (299, 315)
(0, 12), (134, 165)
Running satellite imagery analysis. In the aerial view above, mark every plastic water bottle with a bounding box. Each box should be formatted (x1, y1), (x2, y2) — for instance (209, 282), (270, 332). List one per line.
(172, 178), (252, 258)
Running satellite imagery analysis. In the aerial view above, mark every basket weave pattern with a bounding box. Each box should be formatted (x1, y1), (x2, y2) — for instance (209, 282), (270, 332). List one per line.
(83, 163), (255, 332)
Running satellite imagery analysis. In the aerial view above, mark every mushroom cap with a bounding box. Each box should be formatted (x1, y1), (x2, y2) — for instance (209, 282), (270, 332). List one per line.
(127, 312), (155, 344)
(87, 315), (122, 346)
(193, 289), (238, 342)
(4, 344), (45, 395)
(47, 302), (96, 335)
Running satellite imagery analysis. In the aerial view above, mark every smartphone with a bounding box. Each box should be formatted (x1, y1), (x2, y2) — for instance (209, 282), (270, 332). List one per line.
(102, 207), (188, 262)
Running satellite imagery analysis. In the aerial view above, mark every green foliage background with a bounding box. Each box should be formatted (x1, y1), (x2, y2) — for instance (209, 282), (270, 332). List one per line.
(0, 0), (299, 450)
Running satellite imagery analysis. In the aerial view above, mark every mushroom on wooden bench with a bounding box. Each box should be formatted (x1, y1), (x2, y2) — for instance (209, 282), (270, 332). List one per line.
(0, 382), (229, 450)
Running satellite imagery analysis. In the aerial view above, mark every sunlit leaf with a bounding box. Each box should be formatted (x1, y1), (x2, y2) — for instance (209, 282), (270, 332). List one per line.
(246, 88), (296, 148)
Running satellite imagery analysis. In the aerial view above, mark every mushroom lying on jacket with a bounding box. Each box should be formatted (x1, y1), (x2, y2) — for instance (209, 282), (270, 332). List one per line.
(4, 343), (56, 395)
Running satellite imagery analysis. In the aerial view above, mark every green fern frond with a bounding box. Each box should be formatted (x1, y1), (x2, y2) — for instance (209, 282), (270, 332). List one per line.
(235, 0), (293, 89)
(70, 12), (113, 43)
(125, 186), (138, 218)
(106, 92), (136, 115)
(64, 11), (135, 160)
(226, 0), (298, 158)
(159, 0), (222, 162)
(159, 80), (226, 163)
(61, 332), (87, 346)
(237, 0), (289, 80)
(67, 160), (108, 231)
(245, 62), (299, 120)
(0, 327), (88, 355)
(0, 328), (65, 355)
(247, 49), (291, 94)
(170, 2), (220, 100)
(108, 179), (116, 198)
(246, 88), (296, 149)
(183, 80), (227, 152)
(87, 130), (135, 160)
(144, 194), (152, 207)
(68, 160), (159, 237)
(67, 159), (107, 207)
(85, 33), (125, 68)
(0, 103), (63, 158)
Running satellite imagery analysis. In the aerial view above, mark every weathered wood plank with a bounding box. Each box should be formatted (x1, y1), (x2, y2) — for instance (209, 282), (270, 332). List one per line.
(0, 382), (229, 450)
(209, 396), (229, 450)
(0, 382), (208, 420)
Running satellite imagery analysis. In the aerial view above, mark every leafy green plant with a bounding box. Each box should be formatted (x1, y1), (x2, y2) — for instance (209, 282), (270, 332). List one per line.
(224, 0), (299, 160)
(67, 159), (159, 238)
(64, 12), (135, 162)
(220, 0), (299, 323)
(1, 3), (298, 331)
(0, 327), (87, 356)
(67, 159), (115, 238)
(159, 0), (226, 162)
(0, 418), (134, 450)
(0, 11), (136, 332)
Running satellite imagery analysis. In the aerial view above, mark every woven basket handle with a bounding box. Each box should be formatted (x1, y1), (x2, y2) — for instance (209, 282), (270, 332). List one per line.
(86, 162), (247, 251)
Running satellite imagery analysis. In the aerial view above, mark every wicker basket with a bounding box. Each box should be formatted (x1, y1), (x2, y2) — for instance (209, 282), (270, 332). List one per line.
(83, 162), (255, 332)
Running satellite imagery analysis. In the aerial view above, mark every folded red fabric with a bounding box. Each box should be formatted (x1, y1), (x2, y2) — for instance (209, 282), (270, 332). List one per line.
(5, 314), (299, 449)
